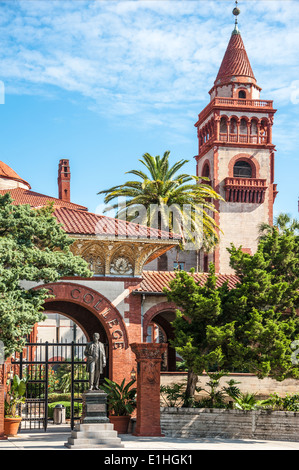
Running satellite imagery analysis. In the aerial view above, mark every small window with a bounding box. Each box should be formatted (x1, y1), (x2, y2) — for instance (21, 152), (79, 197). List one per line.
(238, 90), (246, 99)
(174, 262), (185, 271)
(233, 161), (252, 178)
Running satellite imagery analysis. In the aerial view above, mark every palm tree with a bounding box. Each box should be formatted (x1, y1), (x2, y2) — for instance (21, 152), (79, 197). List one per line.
(98, 151), (223, 250)
(259, 213), (299, 238)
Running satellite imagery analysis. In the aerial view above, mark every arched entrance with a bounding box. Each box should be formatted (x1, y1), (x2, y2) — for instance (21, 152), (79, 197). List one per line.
(143, 302), (179, 371)
(38, 282), (130, 381)
(12, 282), (130, 431)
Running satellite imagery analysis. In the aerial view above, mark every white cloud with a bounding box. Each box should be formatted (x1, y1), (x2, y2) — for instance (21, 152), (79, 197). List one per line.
(0, 0), (298, 132)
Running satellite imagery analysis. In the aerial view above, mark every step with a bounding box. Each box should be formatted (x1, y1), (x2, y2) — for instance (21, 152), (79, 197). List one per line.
(66, 437), (123, 447)
(71, 430), (118, 439)
(74, 423), (114, 432)
(65, 442), (125, 449)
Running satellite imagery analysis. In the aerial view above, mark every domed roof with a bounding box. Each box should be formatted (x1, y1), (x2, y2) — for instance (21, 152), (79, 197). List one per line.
(0, 161), (31, 189)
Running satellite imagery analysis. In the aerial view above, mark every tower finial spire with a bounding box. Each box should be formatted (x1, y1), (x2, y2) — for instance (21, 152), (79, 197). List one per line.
(232, 0), (241, 35)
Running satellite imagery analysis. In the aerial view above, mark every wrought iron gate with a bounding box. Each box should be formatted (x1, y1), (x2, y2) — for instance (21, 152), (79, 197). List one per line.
(11, 340), (108, 431)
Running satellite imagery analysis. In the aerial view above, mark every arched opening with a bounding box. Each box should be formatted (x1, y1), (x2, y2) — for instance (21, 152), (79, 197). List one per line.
(144, 309), (178, 371)
(220, 116), (228, 142)
(229, 117), (238, 142)
(239, 118), (248, 143)
(233, 160), (253, 178)
(238, 90), (246, 99)
(202, 163), (210, 179)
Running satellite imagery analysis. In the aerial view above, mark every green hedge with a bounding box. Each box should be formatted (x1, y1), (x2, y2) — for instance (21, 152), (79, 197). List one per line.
(48, 401), (82, 419)
(48, 393), (72, 403)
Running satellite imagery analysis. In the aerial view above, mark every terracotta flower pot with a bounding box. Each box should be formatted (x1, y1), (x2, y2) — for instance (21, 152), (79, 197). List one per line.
(4, 417), (22, 437)
(109, 415), (131, 434)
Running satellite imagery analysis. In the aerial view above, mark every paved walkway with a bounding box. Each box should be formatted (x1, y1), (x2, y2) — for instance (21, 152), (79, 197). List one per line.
(0, 425), (299, 451)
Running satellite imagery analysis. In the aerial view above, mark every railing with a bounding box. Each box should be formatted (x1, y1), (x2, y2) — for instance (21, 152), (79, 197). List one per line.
(225, 177), (267, 188)
(196, 97), (274, 126)
(214, 97), (273, 108)
(224, 177), (268, 203)
(217, 133), (268, 145)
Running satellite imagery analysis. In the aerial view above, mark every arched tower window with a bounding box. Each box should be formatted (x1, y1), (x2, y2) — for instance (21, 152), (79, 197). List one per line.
(233, 161), (252, 178)
(238, 90), (246, 99)
(202, 163), (210, 178)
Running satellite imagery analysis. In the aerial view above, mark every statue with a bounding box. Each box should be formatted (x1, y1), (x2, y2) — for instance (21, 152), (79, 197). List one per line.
(84, 332), (106, 391)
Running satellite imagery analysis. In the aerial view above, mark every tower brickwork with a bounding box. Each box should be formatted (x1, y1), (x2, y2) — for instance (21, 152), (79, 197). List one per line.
(195, 7), (278, 274)
(58, 159), (71, 203)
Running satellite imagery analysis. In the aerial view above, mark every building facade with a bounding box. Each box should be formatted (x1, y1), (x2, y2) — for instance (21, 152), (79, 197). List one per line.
(0, 9), (276, 384)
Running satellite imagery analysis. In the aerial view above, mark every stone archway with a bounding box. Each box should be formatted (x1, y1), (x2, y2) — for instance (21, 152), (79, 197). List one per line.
(143, 301), (179, 371)
(35, 282), (131, 383)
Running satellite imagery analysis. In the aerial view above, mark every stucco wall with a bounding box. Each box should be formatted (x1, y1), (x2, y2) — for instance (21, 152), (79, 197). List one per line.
(161, 372), (299, 399)
(160, 407), (299, 441)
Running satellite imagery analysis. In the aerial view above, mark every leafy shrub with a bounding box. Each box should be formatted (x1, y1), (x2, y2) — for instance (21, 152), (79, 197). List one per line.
(48, 401), (82, 419)
(160, 383), (186, 407)
(262, 393), (299, 411)
(48, 393), (71, 403)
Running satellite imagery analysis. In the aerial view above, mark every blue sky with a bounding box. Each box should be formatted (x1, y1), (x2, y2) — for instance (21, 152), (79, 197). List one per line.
(0, 0), (298, 220)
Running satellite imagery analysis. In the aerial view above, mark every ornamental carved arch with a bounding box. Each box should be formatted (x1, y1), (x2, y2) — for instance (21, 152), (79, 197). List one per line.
(109, 245), (134, 276)
(34, 282), (129, 351)
(80, 243), (105, 275)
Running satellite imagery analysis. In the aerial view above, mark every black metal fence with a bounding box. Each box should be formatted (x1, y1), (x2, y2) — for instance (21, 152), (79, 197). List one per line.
(11, 340), (108, 431)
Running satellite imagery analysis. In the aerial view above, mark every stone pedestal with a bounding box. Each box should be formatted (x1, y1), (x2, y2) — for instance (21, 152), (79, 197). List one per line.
(130, 342), (167, 437)
(82, 390), (110, 424)
(65, 390), (123, 449)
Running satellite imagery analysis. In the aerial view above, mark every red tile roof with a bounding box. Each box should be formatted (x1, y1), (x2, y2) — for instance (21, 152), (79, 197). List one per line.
(54, 206), (181, 240)
(0, 188), (88, 211)
(0, 161), (31, 188)
(215, 32), (256, 86)
(137, 270), (240, 293)
(0, 189), (181, 240)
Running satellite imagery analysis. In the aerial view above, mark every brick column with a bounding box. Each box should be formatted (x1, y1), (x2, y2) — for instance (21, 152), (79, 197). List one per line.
(130, 343), (167, 436)
(0, 364), (6, 440)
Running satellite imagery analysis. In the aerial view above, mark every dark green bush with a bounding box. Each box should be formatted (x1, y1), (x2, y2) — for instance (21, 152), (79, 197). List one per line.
(48, 401), (82, 419)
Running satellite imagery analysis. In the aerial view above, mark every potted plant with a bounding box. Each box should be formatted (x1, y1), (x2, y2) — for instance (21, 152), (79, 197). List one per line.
(101, 378), (136, 434)
(4, 374), (27, 436)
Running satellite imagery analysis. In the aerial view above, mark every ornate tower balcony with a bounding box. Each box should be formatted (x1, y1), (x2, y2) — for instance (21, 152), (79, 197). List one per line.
(195, 97), (276, 159)
(224, 177), (268, 203)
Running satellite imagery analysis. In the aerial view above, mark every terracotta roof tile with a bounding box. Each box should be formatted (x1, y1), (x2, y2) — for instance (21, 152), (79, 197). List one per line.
(0, 188), (87, 211)
(215, 32), (256, 85)
(137, 270), (240, 293)
(0, 187), (181, 240)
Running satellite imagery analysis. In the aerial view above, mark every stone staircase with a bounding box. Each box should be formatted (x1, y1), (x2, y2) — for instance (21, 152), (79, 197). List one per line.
(64, 423), (124, 449)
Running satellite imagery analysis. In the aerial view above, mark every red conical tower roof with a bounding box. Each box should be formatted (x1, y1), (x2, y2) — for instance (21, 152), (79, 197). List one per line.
(215, 31), (256, 86)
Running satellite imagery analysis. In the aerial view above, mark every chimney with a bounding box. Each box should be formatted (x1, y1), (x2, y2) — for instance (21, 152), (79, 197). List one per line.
(58, 159), (71, 202)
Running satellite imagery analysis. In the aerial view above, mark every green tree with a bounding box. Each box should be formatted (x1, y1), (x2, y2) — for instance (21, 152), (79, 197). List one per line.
(0, 194), (91, 358)
(164, 265), (231, 404)
(98, 151), (222, 249)
(225, 213), (299, 379)
(165, 214), (299, 403)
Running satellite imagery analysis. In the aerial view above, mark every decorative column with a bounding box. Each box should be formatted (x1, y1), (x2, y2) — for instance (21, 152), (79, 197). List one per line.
(130, 342), (167, 437)
(0, 365), (6, 440)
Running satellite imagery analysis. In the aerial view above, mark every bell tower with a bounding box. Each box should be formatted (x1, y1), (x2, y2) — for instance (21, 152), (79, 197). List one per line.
(195, 2), (278, 274)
